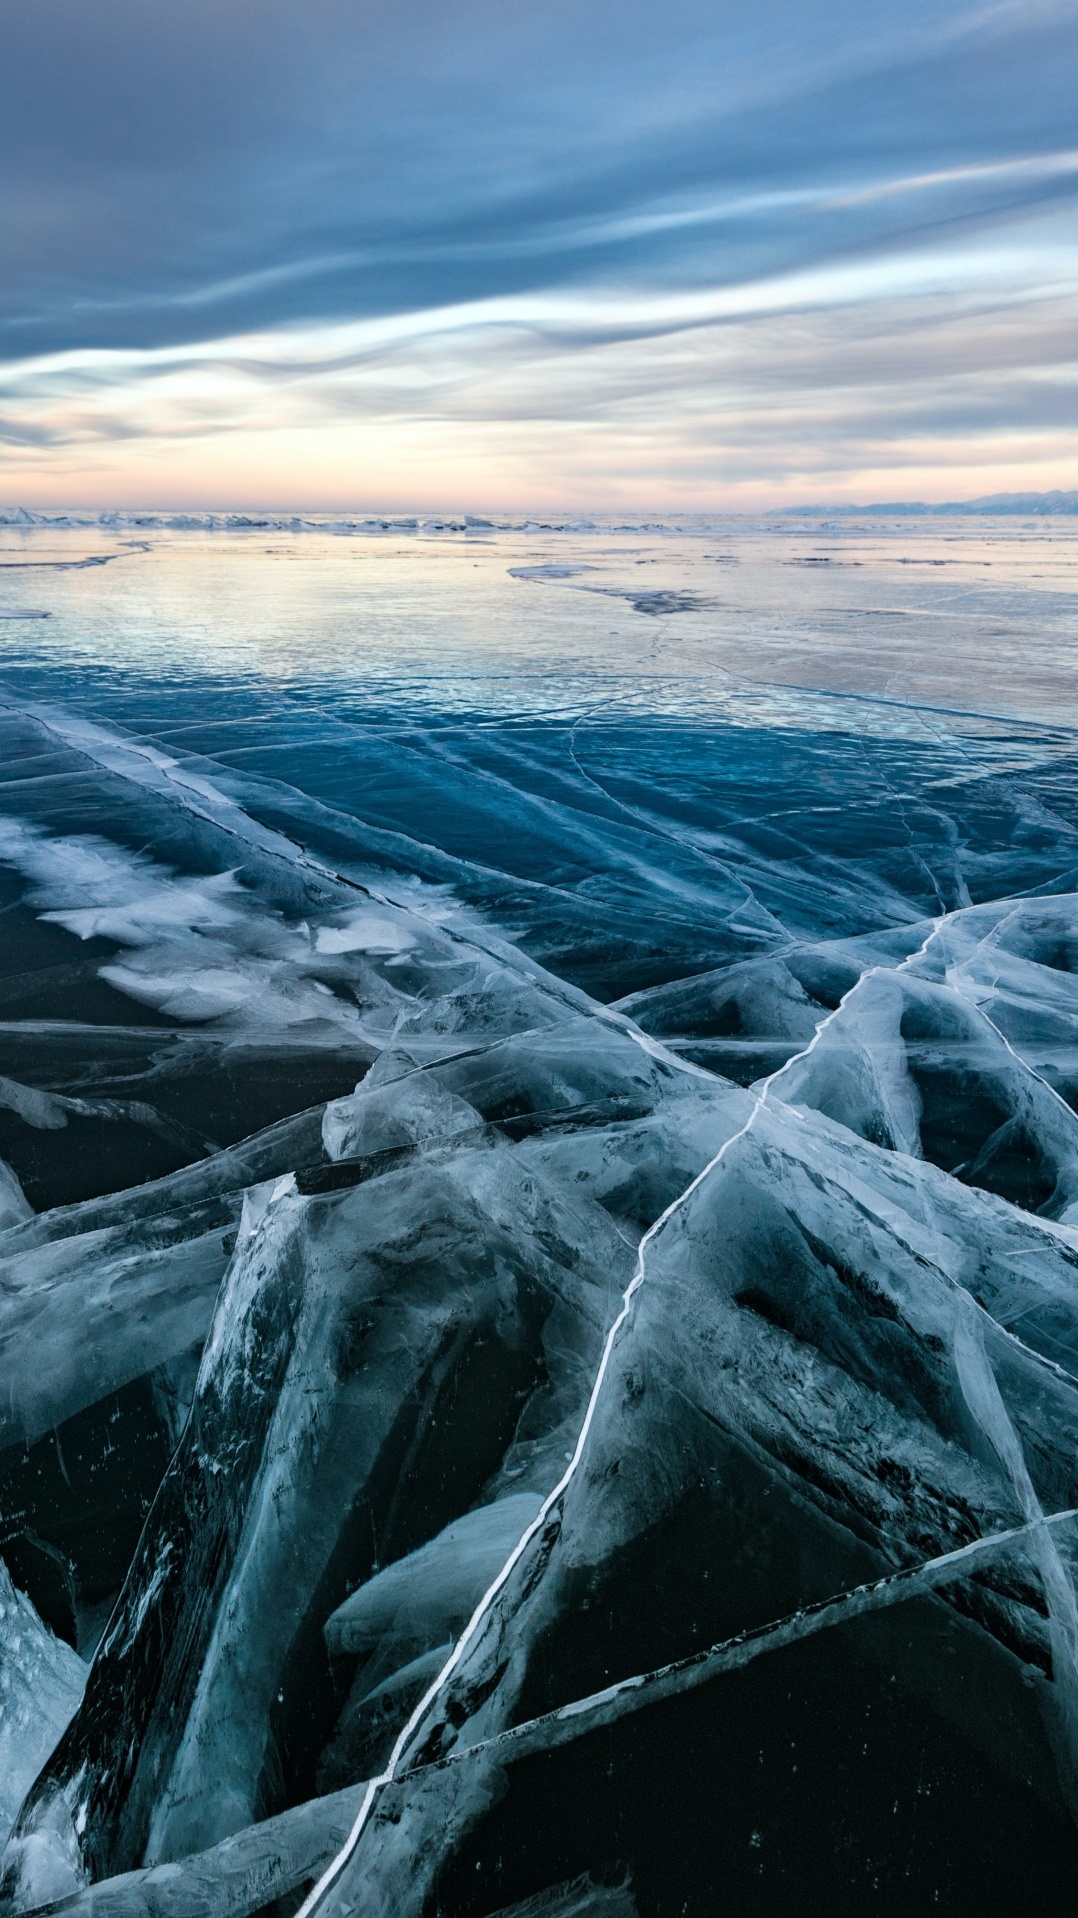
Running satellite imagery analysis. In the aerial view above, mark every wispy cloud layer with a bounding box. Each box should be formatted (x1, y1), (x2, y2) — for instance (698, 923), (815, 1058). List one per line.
(2, 0), (1077, 505)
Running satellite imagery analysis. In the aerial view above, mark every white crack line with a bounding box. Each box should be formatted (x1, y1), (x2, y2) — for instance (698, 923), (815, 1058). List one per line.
(402, 1501), (1078, 1783)
(296, 912), (948, 1916)
(53, 1506), (1078, 1918)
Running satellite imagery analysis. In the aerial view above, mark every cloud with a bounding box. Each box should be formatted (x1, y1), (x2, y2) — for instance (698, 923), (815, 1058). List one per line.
(1, 0), (1077, 502)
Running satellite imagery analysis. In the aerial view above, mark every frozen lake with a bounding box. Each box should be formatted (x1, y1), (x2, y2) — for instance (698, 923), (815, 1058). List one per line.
(2, 512), (1078, 1915)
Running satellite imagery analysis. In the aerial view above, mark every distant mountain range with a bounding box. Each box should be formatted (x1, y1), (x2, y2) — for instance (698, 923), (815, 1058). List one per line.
(780, 490), (1078, 517)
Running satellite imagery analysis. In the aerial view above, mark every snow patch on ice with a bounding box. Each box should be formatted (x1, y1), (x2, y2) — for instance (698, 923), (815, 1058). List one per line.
(314, 911), (416, 957)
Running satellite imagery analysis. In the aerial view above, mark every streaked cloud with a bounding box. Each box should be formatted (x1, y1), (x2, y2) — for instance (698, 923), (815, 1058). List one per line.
(1, 0), (1076, 505)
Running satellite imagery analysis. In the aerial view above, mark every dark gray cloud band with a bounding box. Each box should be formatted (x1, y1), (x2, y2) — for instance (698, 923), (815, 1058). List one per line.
(3, 0), (1078, 358)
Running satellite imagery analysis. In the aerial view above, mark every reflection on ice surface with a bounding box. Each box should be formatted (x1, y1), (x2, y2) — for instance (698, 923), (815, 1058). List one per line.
(2, 517), (1078, 1912)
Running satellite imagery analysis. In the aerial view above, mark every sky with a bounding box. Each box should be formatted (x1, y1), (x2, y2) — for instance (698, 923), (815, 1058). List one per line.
(1, 0), (1077, 511)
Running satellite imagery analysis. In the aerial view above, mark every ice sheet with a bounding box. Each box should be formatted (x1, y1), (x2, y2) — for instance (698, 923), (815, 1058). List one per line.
(3, 516), (1078, 1913)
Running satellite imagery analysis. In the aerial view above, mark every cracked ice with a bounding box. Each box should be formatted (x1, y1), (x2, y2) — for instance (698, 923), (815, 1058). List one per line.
(2, 517), (1078, 1915)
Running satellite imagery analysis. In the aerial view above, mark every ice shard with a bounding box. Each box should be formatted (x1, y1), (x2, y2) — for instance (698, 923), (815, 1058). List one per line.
(0, 1563), (86, 1855)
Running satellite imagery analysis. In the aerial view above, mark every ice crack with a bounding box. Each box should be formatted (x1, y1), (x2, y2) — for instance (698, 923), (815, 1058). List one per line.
(295, 914), (949, 1915)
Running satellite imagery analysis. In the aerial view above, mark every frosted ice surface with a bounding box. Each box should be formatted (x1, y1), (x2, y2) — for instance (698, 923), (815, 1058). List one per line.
(4, 1786), (368, 1917)
(4, 520), (1078, 1913)
(321, 1069), (483, 1161)
(0, 1161), (32, 1233)
(0, 1561), (85, 1850)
